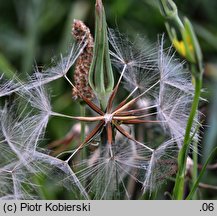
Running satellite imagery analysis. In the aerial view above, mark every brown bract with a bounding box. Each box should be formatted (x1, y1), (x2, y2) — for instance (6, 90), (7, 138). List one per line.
(66, 65), (164, 161)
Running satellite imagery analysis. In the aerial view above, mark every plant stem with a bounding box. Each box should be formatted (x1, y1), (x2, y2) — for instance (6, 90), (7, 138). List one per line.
(80, 104), (86, 159)
(173, 68), (202, 200)
(186, 147), (217, 200)
(192, 138), (198, 199)
(80, 104), (86, 142)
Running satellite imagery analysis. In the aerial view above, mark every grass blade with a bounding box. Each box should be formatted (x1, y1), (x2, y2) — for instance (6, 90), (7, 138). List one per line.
(186, 147), (217, 200)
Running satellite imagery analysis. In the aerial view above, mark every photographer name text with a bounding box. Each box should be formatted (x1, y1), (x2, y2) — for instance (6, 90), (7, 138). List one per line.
(3, 202), (91, 213)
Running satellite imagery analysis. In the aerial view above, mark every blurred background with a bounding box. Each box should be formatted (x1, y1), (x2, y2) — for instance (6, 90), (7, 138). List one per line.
(0, 0), (216, 199)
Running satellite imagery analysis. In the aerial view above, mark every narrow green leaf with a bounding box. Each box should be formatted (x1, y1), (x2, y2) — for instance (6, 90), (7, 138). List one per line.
(186, 147), (217, 200)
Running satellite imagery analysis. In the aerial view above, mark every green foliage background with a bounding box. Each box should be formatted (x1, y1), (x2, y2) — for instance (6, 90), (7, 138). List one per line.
(0, 0), (216, 199)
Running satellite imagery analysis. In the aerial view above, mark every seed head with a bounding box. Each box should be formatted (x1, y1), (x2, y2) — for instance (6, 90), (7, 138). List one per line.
(72, 19), (95, 101)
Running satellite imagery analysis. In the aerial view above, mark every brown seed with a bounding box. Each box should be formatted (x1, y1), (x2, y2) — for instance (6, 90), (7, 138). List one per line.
(72, 19), (95, 101)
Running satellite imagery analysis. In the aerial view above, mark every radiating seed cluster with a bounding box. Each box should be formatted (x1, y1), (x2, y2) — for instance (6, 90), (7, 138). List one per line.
(0, 22), (198, 200)
(72, 20), (95, 100)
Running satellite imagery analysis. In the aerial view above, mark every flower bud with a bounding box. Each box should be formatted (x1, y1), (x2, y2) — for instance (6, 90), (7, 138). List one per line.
(89, 0), (114, 110)
(159, 0), (203, 70)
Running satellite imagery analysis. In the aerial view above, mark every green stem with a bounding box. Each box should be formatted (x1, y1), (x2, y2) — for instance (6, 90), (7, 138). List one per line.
(173, 70), (202, 200)
(80, 104), (86, 142)
(186, 147), (217, 200)
(80, 104), (87, 160)
(192, 138), (198, 199)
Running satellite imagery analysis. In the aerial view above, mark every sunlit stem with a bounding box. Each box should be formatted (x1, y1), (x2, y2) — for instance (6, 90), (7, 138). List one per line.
(114, 124), (154, 152)
(124, 87), (138, 102)
(65, 121), (105, 163)
(134, 139), (154, 152)
(118, 104), (158, 116)
(107, 64), (127, 112)
(80, 105), (86, 142)
(114, 112), (158, 121)
(80, 104), (88, 160)
(126, 87), (138, 100)
(122, 119), (167, 124)
(64, 74), (75, 88)
(109, 145), (113, 157)
(113, 80), (160, 115)
(65, 148), (80, 163)
(51, 112), (103, 122)
(118, 64), (127, 86)
(113, 86), (138, 113)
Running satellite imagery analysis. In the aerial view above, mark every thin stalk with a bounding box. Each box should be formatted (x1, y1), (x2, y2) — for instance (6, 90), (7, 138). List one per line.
(113, 80), (160, 115)
(192, 138), (198, 199)
(80, 104), (86, 142)
(186, 147), (217, 200)
(173, 69), (202, 199)
(51, 111), (103, 121)
(80, 103), (88, 160)
(191, 64), (203, 200)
